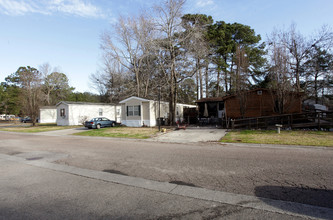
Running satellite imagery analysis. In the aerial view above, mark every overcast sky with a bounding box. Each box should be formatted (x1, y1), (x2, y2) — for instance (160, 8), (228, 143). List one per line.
(0, 0), (332, 93)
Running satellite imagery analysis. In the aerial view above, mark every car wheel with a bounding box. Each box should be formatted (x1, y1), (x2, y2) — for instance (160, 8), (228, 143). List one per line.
(96, 124), (101, 129)
(111, 122), (115, 127)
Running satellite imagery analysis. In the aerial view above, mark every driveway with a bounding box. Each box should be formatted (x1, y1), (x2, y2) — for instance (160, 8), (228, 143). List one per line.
(34, 127), (88, 136)
(149, 128), (226, 143)
(30, 126), (227, 143)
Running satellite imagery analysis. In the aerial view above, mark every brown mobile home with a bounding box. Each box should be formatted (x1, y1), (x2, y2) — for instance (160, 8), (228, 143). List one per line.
(196, 88), (303, 120)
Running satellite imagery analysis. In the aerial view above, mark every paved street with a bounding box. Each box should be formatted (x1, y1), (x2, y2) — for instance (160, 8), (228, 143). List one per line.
(0, 130), (332, 219)
(1, 155), (318, 220)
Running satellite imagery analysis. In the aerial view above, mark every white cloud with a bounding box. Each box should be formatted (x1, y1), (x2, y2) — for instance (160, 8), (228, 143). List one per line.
(0, 0), (103, 18)
(48, 0), (103, 18)
(196, 0), (214, 7)
(0, 0), (44, 15)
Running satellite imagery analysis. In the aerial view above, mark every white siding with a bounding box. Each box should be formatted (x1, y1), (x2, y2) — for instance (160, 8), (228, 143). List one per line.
(121, 120), (143, 127)
(150, 101), (156, 127)
(39, 108), (57, 123)
(56, 103), (69, 126)
(56, 102), (119, 126)
(119, 96), (195, 127)
(121, 98), (143, 127)
(116, 106), (122, 123)
(68, 104), (116, 126)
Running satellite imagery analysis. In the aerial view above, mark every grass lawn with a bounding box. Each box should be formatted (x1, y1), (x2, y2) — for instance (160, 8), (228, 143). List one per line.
(74, 127), (159, 139)
(0, 123), (82, 133)
(221, 130), (333, 147)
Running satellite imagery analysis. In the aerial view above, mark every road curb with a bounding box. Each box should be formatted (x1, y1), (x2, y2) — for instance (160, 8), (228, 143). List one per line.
(1, 153), (332, 219)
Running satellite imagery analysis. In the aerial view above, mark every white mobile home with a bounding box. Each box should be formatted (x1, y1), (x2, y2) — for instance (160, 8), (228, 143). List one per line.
(119, 96), (195, 127)
(56, 101), (119, 126)
(39, 106), (57, 123)
(0, 114), (15, 120)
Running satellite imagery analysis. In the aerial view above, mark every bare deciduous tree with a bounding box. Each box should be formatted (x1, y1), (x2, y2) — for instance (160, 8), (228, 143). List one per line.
(100, 14), (155, 98)
(39, 63), (71, 105)
(153, 0), (199, 125)
(271, 24), (333, 92)
(267, 40), (294, 114)
(90, 59), (132, 103)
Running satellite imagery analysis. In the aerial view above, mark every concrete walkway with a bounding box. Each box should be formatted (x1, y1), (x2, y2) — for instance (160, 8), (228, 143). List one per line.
(149, 128), (227, 143)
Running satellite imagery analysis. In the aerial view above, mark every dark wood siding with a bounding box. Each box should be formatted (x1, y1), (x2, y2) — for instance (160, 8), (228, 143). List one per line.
(225, 90), (302, 118)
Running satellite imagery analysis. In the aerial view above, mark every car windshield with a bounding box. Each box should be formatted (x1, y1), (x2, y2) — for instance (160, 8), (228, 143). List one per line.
(92, 118), (102, 121)
(90, 117), (111, 122)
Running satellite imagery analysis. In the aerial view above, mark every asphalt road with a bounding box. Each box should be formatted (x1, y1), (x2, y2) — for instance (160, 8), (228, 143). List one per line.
(0, 131), (332, 219)
(1, 156), (314, 220)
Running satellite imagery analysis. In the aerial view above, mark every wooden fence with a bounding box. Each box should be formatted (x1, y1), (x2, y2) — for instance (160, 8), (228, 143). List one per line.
(229, 110), (333, 130)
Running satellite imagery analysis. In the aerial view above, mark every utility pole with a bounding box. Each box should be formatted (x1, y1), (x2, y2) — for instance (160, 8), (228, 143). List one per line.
(158, 85), (161, 131)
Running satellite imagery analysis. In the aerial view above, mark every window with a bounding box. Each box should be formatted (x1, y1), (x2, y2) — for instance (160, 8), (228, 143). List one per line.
(99, 108), (103, 116)
(60, 108), (65, 117)
(127, 105), (140, 116)
(128, 106), (133, 116)
(133, 106), (140, 116)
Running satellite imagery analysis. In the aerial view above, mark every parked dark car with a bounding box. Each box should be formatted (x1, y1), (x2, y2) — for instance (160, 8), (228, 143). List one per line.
(21, 117), (32, 123)
(21, 117), (39, 123)
(84, 117), (116, 129)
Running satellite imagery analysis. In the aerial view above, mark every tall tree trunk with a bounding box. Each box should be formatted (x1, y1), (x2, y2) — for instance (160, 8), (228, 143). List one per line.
(196, 58), (200, 100)
(169, 88), (174, 125)
(205, 60), (209, 98)
(216, 69), (220, 97)
(229, 59), (234, 92)
(174, 77), (177, 123)
(224, 71), (228, 94)
(169, 52), (176, 126)
(144, 77), (150, 98)
(135, 71), (140, 97)
(46, 90), (51, 105)
(314, 70), (319, 104)
(199, 67), (203, 99)
(295, 59), (300, 92)
(224, 57), (228, 93)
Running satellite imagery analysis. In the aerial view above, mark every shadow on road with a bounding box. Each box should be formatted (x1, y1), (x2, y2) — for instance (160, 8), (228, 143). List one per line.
(255, 185), (333, 217)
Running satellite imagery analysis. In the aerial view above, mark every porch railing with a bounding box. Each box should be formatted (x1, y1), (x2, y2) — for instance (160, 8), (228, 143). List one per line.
(228, 110), (333, 130)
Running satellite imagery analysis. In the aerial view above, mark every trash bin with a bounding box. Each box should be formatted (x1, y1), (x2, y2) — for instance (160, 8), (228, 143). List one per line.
(156, 118), (165, 126)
